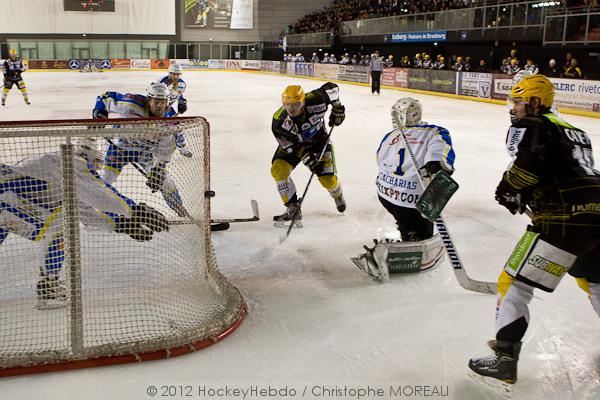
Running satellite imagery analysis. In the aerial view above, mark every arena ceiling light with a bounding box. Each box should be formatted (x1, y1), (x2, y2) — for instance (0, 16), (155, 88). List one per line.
(531, 1), (562, 8)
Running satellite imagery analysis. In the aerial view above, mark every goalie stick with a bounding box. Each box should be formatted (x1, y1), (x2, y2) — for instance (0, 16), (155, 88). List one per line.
(391, 116), (497, 295)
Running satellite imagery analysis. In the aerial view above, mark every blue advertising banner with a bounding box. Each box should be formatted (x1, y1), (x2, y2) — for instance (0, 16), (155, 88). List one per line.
(388, 31), (447, 43)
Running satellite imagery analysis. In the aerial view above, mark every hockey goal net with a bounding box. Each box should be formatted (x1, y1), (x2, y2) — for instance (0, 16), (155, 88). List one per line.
(0, 117), (246, 376)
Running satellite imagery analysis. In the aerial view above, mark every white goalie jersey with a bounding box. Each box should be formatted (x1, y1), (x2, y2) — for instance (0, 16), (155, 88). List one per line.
(376, 124), (455, 208)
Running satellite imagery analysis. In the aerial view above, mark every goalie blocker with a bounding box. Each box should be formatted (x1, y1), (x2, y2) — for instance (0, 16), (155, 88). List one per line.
(352, 235), (445, 281)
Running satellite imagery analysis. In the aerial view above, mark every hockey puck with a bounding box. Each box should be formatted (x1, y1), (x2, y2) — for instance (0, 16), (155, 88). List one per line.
(204, 190), (216, 198)
(210, 222), (230, 231)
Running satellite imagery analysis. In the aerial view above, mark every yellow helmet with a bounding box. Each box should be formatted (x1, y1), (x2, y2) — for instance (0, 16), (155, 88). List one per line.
(281, 85), (305, 104)
(8, 49), (17, 57)
(511, 74), (555, 108)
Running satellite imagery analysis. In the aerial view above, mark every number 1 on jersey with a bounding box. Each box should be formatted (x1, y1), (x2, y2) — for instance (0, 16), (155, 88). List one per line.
(394, 148), (406, 176)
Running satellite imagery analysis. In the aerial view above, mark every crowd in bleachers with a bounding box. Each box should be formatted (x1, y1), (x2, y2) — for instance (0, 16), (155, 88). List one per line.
(282, 48), (586, 79)
(289, 0), (477, 34)
(288, 0), (593, 34)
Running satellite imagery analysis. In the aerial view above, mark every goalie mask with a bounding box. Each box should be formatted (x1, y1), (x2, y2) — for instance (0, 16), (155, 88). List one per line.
(391, 97), (422, 128)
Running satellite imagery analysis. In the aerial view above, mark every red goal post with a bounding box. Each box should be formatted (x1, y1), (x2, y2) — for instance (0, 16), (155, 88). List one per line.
(0, 117), (246, 376)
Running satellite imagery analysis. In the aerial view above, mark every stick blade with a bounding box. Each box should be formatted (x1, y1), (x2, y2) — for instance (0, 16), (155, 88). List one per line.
(250, 199), (260, 220)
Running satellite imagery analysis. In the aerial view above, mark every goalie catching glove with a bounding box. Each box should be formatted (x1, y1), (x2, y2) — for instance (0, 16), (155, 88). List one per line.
(329, 101), (345, 127)
(115, 203), (169, 241)
(146, 166), (167, 192)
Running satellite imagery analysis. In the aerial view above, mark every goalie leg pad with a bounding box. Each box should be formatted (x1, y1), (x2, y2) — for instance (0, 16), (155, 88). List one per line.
(351, 251), (389, 282)
(373, 234), (445, 274)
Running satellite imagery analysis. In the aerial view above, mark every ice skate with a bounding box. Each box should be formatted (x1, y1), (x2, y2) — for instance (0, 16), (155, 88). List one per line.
(334, 193), (346, 213)
(469, 340), (521, 391)
(273, 202), (303, 229)
(36, 275), (68, 310)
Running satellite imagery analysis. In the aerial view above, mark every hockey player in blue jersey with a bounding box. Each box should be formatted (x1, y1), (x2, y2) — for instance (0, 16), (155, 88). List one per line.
(0, 139), (169, 309)
(352, 97), (453, 280)
(157, 63), (188, 116)
(93, 82), (190, 217)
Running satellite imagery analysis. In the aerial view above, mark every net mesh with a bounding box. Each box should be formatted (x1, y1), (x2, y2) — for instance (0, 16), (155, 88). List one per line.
(0, 117), (245, 374)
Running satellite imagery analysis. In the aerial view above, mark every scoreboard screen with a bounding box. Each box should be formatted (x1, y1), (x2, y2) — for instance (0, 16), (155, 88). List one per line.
(64, 0), (115, 12)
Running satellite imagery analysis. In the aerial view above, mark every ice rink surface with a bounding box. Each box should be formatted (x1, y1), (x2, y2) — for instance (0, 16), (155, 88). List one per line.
(0, 70), (599, 400)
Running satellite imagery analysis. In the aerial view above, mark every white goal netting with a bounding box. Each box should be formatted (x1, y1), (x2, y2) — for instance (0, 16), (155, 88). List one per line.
(0, 117), (246, 376)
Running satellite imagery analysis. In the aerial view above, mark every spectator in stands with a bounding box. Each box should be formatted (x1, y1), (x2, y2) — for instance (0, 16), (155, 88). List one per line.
(500, 58), (510, 74)
(562, 52), (574, 75)
(322, 53), (330, 64)
(383, 55), (394, 68)
(563, 58), (583, 79)
(400, 56), (411, 68)
(452, 56), (465, 71)
(422, 55), (433, 69)
(543, 59), (560, 77)
(296, 53), (305, 62)
(464, 57), (472, 72)
(330, 54), (338, 64)
(523, 58), (539, 74)
(490, 40), (502, 70)
(434, 56), (446, 70)
(507, 58), (521, 75)
(352, 55), (359, 65)
(369, 52), (384, 95)
(476, 59), (489, 73)
(310, 52), (320, 63)
(339, 53), (351, 65)
(413, 53), (423, 68)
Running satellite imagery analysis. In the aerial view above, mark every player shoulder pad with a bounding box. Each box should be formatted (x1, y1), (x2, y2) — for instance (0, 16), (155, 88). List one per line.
(304, 90), (327, 109)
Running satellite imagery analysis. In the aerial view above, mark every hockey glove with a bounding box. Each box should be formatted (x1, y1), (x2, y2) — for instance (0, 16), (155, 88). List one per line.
(177, 98), (188, 114)
(146, 166), (167, 192)
(302, 152), (325, 174)
(132, 203), (169, 233)
(421, 161), (454, 178)
(495, 179), (526, 215)
(329, 102), (345, 127)
(179, 145), (193, 158)
(92, 108), (109, 119)
(114, 217), (154, 241)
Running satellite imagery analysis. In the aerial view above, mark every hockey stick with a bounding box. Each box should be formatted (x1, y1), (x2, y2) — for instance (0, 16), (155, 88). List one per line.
(279, 126), (335, 244)
(103, 138), (221, 230)
(211, 199), (260, 224)
(392, 116), (497, 294)
(170, 199), (260, 225)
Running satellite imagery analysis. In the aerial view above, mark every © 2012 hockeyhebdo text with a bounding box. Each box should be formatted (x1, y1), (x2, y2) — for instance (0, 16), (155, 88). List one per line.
(145, 384), (450, 399)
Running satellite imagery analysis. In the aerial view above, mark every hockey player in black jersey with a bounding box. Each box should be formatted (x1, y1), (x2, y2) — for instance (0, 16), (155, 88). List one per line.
(2, 49), (30, 106)
(469, 74), (600, 385)
(271, 83), (346, 224)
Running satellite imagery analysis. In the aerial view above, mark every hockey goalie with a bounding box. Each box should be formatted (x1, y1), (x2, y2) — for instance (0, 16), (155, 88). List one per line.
(353, 97), (456, 281)
(0, 138), (169, 309)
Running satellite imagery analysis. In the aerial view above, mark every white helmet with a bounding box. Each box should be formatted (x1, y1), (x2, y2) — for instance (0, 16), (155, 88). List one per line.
(147, 82), (170, 100)
(168, 63), (183, 74)
(74, 137), (102, 165)
(391, 97), (422, 128)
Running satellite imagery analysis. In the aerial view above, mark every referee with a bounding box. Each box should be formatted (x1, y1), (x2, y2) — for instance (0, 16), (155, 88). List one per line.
(369, 52), (383, 95)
